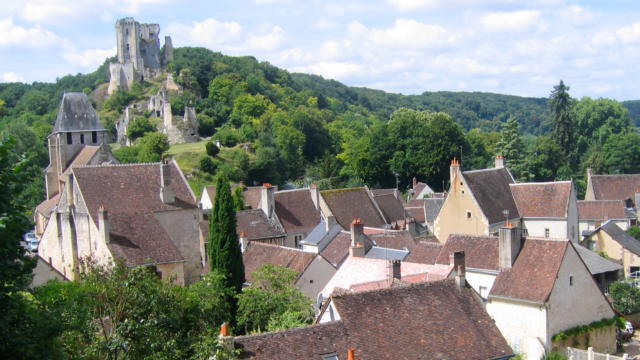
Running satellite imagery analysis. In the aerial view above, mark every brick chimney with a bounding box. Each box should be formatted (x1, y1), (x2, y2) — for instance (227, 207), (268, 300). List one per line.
(310, 184), (320, 210)
(450, 158), (460, 188)
(98, 205), (110, 244)
(218, 322), (234, 351)
(260, 183), (275, 218)
(451, 251), (465, 290)
(495, 154), (505, 168)
(159, 162), (175, 204)
(347, 349), (359, 360)
(349, 218), (371, 257)
(499, 222), (522, 269)
(389, 260), (401, 280)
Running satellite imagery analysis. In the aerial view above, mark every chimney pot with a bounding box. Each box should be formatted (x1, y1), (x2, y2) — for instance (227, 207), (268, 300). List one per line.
(390, 260), (401, 280)
(495, 154), (505, 168)
(348, 349), (356, 360)
(220, 322), (230, 337)
(263, 183), (272, 188)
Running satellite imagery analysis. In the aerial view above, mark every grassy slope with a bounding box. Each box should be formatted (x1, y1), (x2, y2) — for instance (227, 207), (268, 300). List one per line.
(167, 140), (210, 198)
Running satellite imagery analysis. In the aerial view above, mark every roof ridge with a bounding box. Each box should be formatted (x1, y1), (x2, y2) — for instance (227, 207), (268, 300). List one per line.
(334, 278), (455, 298)
(510, 180), (572, 186)
(463, 167), (503, 174)
(275, 188), (309, 194)
(234, 320), (344, 340)
(74, 162), (161, 168)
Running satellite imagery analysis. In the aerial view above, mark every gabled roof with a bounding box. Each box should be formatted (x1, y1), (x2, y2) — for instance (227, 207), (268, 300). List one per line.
(52, 93), (106, 134)
(370, 188), (399, 197)
(510, 181), (572, 218)
(590, 174), (640, 202)
(236, 280), (512, 360)
(490, 239), (568, 303)
(424, 197), (445, 223)
(462, 168), (519, 224)
(35, 194), (60, 217)
(274, 189), (321, 233)
(372, 193), (406, 224)
(242, 242), (316, 282)
(321, 188), (387, 228)
(404, 206), (425, 223)
(72, 162), (196, 266)
(244, 186), (265, 210)
(435, 234), (500, 271)
(236, 209), (285, 240)
(319, 231), (351, 267)
(578, 200), (628, 220)
(573, 244), (622, 275)
(368, 230), (416, 250)
(411, 181), (434, 199)
(596, 220), (640, 256)
(62, 145), (102, 176)
(405, 241), (443, 264)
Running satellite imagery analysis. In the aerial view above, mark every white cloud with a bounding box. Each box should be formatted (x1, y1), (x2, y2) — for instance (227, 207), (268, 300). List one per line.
(0, 17), (68, 48)
(617, 23), (640, 44)
(558, 5), (599, 26)
(311, 19), (338, 31)
(1, 72), (26, 83)
(367, 19), (460, 49)
(386, 0), (441, 11)
(61, 46), (116, 68)
(13, 0), (175, 23)
(246, 26), (285, 51)
(167, 18), (245, 48)
(480, 10), (543, 32)
(292, 61), (363, 80)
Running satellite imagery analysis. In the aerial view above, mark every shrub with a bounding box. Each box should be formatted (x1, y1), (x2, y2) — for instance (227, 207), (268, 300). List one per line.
(206, 141), (220, 157)
(126, 117), (156, 141)
(200, 156), (217, 174)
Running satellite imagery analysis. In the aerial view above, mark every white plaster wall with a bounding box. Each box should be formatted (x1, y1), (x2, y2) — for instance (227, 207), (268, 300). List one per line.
(522, 219), (567, 240)
(547, 245), (615, 337)
(465, 270), (497, 299)
(487, 298), (548, 360)
(296, 256), (337, 301)
(200, 190), (212, 211)
(318, 301), (341, 323)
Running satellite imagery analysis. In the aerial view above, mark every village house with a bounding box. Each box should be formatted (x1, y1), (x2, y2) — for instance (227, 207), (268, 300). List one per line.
(487, 233), (616, 360)
(578, 200), (635, 234)
(408, 176), (436, 200)
(199, 184), (265, 213)
(586, 169), (640, 210)
(232, 278), (513, 360)
(584, 220), (640, 278)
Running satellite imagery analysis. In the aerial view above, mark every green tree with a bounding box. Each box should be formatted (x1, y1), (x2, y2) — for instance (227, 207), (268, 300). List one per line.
(609, 281), (640, 315)
(603, 132), (640, 174)
(126, 116), (156, 141)
(206, 141), (220, 157)
(496, 117), (526, 179)
(208, 175), (244, 324)
(628, 225), (640, 241)
(137, 132), (170, 162)
(200, 156), (217, 174)
(237, 264), (313, 333)
(550, 80), (575, 154)
(232, 186), (245, 211)
(524, 136), (566, 181)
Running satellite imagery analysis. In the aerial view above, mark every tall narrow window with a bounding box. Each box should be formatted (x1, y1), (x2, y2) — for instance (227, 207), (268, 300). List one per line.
(544, 228), (550, 238)
(92, 131), (97, 143)
(80, 134), (84, 144)
(66, 133), (72, 144)
(569, 276), (574, 286)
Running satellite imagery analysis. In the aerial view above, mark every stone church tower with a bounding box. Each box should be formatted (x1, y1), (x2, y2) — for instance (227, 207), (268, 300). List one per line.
(45, 93), (112, 199)
(108, 18), (174, 95)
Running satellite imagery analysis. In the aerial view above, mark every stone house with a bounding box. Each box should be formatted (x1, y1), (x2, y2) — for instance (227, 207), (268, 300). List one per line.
(486, 236), (616, 360)
(584, 220), (640, 277)
(233, 279), (513, 360)
(578, 200), (635, 234)
(242, 242), (336, 301)
(409, 176), (436, 200)
(38, 161), (202, 285)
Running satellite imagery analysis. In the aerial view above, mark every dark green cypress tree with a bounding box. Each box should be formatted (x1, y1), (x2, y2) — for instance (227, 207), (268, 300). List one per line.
(208, 174), (245, 291)
(550, 80), (574, 155)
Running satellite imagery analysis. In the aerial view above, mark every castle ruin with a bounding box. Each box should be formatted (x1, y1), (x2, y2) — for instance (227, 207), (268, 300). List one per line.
(108, 18), (173, 95)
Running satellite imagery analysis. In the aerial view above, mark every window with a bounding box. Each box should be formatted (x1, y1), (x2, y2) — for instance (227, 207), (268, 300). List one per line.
(321, 353), (339, 360)
(569, 276), (574, 286)
(544, 228), (550, 238)
(80, 134), (84, 144)
(92, 131), (97, 143)
(479, 286), (488, 298)
(66, 132), (72, 144)
(466, 211), (471, 219)
(294, 234), (303, 248)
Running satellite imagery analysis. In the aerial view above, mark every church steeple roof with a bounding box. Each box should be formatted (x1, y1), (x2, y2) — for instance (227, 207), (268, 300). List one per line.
(52, 93), (106, 134)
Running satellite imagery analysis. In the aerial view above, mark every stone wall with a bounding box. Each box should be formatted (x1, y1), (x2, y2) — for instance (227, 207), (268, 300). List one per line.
(552, 325), (617, 355)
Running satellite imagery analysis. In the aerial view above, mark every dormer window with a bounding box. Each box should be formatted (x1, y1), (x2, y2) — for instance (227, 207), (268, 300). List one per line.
(321, 353), (338, 360)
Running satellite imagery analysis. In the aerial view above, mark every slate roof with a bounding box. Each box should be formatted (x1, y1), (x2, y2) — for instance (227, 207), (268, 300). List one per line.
(590, 174), (640, 202)
(573, 244), (622, 275)
(425, 197), (445, 223)
(435, 234), (500, 271)
(510, 181), (572, 218)
(35, 194), (60, 217)
(365, 247), (409, 260)
(52, 93), (106, 134)
(319, 231), (352, 266)
(72, 162), (196, 266)
(405, 241), (444, 264)
(462, 168), (519, 224)
(578, 200), (628, 220)
(236, 280), (512, 360)
(242, 242), (316, 282)
(321, 188), (387, 228)
(373, 193), (406, 224)
(236, 209), (285, 240)
(490, 239), (568, 303)
(597, 220), (640, 256)
(274, 189), (321, 233)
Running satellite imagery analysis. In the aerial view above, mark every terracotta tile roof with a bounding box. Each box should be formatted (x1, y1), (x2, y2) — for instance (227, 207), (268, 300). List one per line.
(405, 241), (444, 264)
(274, 189), (321, 233)
(321, 188), (387, 228)
(404, 206), (425, 223)
(590, 174), (640, 202)
(490, 239), (568, 303)
(242, 242), (316, 282)
(370, 188), (399, 197)
(510, 181), (572, 218)
(579, 200), (628, 220)
(72, 162), (196, 266)
(236, 280), (512, 360)
(463, 168), (519, 224)
(412, 182), (427, 198)
(236, 209), (285, 240)
(368, 230), (416, 250)
(373, 193), (406, 224)
(406, 199), (426, 207)
(244, 186), (266, 210)
(348, 272), (430, 292)
(435, 234), (499, 271)
(63, 146), (101, 175)
(320, 231), (351, 266)
(35, 194), (60, 217)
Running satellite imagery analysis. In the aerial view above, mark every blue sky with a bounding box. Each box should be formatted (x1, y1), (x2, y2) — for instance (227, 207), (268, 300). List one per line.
(1, 0), (639, 100)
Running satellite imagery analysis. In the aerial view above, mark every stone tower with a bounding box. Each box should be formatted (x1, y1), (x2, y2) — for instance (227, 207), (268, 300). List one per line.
(45, 93), (110, 199)
(108, 17), (173, 95)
